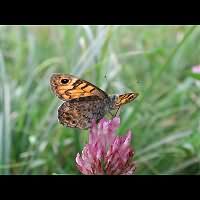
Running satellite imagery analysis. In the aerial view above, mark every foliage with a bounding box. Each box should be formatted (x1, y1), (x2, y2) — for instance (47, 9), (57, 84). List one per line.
(0, 25), (200, 174)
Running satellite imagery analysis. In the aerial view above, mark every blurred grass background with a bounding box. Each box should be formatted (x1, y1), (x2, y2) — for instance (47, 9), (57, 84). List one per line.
(0, 25), (200, 175)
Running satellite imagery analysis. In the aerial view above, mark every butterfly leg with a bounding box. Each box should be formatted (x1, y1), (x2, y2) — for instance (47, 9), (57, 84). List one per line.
(108, 111), (114, 118)
(114, 107), (121, 117)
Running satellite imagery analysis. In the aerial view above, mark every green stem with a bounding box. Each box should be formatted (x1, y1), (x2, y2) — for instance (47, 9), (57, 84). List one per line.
(74, 129), (81, 153)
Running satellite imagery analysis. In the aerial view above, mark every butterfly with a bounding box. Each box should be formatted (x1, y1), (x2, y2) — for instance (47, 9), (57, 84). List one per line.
(50, 73), (139, 129)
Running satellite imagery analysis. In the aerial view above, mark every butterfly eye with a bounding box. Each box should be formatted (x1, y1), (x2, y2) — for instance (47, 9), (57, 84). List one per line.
(61, 79), (69, 84)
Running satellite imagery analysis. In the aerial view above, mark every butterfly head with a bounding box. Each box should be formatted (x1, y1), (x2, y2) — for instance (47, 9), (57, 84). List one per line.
(110, 92), (139, 110)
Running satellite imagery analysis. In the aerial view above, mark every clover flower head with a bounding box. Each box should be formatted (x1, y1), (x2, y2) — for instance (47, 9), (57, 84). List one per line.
(76, 117), (135, 175)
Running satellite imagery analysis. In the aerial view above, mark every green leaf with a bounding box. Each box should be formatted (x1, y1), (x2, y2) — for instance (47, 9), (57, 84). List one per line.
(190, 72), (200, 80)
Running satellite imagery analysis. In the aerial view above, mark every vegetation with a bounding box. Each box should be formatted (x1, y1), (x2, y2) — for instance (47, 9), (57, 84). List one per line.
(0, 25), (200, 174)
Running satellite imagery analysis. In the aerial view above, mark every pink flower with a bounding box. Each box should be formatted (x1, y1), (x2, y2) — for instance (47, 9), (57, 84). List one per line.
(76, 117), (135, 175)
(192, 65), (200, 74)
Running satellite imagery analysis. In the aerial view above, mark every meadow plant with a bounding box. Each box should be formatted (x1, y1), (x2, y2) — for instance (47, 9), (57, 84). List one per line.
(76, 117), (135, 175)
(192, 65), (200, 74)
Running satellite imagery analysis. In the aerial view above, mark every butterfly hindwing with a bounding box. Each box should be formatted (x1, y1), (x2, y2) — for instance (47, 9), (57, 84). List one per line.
(57, 96), (108, 129)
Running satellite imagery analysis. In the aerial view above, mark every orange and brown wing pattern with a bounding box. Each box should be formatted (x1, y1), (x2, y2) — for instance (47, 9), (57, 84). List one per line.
(114, 92), (139, 107)
(50, 73), (108, 101)
(58, 96), (108, 129)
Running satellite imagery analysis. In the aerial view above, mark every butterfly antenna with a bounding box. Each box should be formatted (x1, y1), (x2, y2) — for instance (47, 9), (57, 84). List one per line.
(103, 72), (111, 94)
(104, 72), (108, 81)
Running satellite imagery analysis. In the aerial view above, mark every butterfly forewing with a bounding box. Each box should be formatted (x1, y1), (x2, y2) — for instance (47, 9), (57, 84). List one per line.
(50, 74), (108, 101)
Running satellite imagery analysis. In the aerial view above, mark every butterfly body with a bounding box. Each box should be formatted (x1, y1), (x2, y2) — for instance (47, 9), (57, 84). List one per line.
(50, 73), (138, 129)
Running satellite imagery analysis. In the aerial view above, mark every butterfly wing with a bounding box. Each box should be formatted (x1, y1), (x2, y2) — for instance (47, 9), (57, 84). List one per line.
(57, 96), (108, 129)
(114, 92), (139, 107)
(50, 73), (108, 101)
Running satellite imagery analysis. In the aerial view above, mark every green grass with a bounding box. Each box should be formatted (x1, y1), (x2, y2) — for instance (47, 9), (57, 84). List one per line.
(0, 25), (200, 174)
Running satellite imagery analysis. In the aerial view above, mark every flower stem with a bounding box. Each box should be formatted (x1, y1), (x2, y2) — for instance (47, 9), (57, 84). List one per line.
(74, 129), (81, 153)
